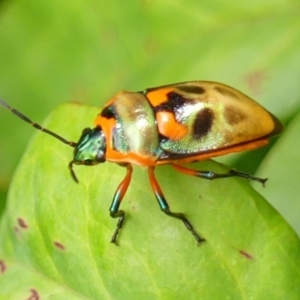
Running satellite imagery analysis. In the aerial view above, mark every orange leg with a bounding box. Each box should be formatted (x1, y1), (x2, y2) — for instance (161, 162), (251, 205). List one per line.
(148, 166), (205, 244)
(109, 164), (133, 244)
(171, 164), (267, 186)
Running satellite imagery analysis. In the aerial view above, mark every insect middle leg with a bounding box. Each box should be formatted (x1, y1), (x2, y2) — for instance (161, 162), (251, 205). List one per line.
(171, 164), (267, 186)
(109, 164), (133, 244)
(148, 166), (205, 244)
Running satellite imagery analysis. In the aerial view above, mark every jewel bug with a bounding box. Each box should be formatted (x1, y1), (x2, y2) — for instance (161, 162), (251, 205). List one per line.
(0, 81), (283, 244)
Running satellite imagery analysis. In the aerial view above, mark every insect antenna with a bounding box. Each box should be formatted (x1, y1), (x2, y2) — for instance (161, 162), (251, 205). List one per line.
(0, 98), (77, 148)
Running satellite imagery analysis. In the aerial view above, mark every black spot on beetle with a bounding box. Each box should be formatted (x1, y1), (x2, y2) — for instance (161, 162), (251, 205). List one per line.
(193, 108), (214, 139)
(100, 106), (115, 119)
(177, 85), (206, 94)
(224, 105), (247, 125)
(154, 92), (191, 112)
(215, 86), (239, 99)
(155, 92), (185, 112)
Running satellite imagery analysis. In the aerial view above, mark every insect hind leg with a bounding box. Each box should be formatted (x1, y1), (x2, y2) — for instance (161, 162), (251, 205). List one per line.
(109, 164), (133, 245)
(172, 164), (267, 186)
(148, 166), (205, 245)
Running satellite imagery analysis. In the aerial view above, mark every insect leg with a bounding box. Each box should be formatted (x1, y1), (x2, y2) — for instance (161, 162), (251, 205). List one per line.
(109, 164), (133, 244)
(172, 164), (267, 186)
(148, 166), (205, 244)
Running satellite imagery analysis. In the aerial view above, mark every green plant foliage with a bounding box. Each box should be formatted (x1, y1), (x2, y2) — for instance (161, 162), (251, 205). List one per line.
(0, 104), (299, 299)
(0, 0), (300, 191)
(255, 111), (300, 236)
(0, 1), (300, 298)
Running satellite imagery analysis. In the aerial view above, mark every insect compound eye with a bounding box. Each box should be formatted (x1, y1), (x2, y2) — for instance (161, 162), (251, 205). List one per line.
(96, 150), (105, 163)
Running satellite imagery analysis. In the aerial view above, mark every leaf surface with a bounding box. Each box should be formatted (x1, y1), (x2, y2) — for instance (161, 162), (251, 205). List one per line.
(0, 104), (299, 299)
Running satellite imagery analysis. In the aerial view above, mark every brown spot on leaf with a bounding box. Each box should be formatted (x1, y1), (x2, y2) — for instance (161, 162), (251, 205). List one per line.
(27, 289), (39, 300)
(224, 105), (247, 125)
(17, 218), (28, 229)
(54, 241), (65, 250)
(0, 260), (7, 273)
(244, 70), (267, 95)
(239, 250), (253, 259)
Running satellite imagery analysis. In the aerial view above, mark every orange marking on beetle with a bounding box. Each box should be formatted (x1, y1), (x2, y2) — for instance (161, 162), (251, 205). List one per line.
(94, 113), (115, 128)
(156, 111), (188, 140)
(106, 148), (156, 166)
(146, 87), (174, 106)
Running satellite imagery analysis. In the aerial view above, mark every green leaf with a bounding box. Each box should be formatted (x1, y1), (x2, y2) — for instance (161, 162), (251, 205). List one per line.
(1, 0), (300, 193)
(255, 111), (300, 237)
(0, 104), (299, 299)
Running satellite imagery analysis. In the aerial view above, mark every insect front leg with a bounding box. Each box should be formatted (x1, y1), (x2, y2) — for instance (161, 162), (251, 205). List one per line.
(109, 164), (133, 245)
(148, 166), (205, 245)
(172, 164), (267, 186)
